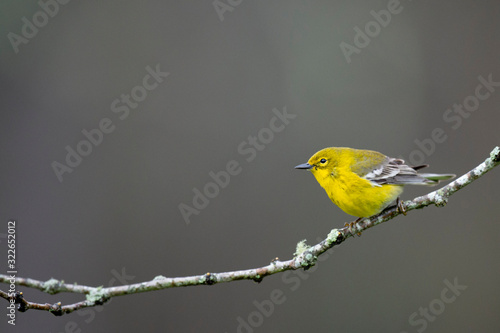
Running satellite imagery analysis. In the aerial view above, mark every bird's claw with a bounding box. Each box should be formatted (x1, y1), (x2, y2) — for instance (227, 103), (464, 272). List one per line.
(397, 197), (407, 216)
(345, 218), (362, 237)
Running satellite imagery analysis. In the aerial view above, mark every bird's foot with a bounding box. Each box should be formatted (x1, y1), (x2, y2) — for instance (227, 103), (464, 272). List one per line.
(344, 217), (362, 236)
(396, 197), (407, 216)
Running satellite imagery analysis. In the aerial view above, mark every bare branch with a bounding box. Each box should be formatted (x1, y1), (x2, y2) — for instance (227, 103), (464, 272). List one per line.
(1, 146), (498, 316)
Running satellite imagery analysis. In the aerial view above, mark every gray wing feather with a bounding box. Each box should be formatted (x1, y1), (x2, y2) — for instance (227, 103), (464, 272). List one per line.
(362, 158), (435, 186)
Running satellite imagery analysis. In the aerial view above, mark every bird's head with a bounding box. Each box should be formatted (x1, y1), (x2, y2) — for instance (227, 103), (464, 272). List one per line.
(295, 148), (338, 181)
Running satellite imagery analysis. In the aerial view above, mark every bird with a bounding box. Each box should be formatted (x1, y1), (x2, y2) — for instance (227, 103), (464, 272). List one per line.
(295, 147), (455, 221)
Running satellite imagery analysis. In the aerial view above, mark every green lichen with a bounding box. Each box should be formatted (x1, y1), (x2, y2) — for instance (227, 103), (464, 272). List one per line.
(300, 251), (317, 269)
(327, 229), (339, 243)
(86, 286), (109, 304)
(294, 239), (310, 257)
(42, 278), (62, 294)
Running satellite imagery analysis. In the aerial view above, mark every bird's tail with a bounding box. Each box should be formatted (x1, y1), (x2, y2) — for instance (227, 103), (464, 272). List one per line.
(418, 173), (456, 184)
(409, 164), (455, 185)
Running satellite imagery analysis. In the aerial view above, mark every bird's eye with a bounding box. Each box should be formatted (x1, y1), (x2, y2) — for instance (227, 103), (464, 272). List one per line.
(320, 158), (327, 164)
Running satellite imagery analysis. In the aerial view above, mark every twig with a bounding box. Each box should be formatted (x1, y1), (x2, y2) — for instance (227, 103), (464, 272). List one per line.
(1, 146), (498, 316)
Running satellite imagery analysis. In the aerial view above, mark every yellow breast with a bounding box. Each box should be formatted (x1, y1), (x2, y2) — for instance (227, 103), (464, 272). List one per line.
(313, 166), (403, 217)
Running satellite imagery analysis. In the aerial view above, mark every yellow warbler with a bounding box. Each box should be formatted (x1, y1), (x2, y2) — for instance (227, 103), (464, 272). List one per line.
(295, 147), (455, 218)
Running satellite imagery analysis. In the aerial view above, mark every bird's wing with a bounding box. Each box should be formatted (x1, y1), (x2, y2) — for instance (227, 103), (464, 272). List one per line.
(352, 156), (434, 186)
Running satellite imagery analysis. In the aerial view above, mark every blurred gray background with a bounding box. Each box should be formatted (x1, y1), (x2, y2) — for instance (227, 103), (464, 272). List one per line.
(1, 1), (499, 332)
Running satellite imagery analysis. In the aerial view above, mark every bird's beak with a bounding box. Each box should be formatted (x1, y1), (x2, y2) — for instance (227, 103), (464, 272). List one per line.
(295, 163), (314, 170)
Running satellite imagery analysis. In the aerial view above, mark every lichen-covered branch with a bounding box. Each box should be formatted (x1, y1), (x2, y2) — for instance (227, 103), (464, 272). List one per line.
(1, 146), (498, 316)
